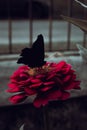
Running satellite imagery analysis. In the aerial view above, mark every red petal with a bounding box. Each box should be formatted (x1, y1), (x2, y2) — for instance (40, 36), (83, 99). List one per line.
(73, 81), (81, 89)
(62, 64), (71, 74)
(11, 65), (29, 79)
(55, 77), (63, 86)
(48, 90), (62, 100)
(36, 74), (45, 79)
(63, 75), (71, 82)
(25, 87), (37, 95)
(33, 96), (48, 108)
(19, 73), (29, 80)
(56, 61), (66, 71)
(7, 83), (23, 93)
(60, 91), (70, 100)
(41, 86), (52, 92)
(30, 82), (42, 88)
(63, 81), (80, 90)
(47, 73), (56, 80)
(31, 79), (41, 83)
(7, 87), (22, 93)
(9, 93), (27, 104)
(8, 83), (18, 89)
(44, 81), (55, 86)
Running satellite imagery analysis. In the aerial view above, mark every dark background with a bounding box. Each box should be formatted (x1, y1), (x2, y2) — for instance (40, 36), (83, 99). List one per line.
(0, 0), (86, 19)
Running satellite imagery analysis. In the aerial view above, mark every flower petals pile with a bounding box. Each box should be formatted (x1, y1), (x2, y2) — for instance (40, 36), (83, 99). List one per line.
(7, 61), (80, 107)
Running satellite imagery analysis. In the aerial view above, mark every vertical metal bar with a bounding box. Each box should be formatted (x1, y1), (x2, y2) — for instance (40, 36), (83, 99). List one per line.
(8, 0), (12, 53)
(8, 18), (12, 53)
(29, 0), (33, 47)
(83, 0), (87, 47)
(49, 0), (53, 51)
(67, 0), (73, 50)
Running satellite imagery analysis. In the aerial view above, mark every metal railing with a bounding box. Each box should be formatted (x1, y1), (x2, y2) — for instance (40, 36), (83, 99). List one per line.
(0, 0), (87, 54)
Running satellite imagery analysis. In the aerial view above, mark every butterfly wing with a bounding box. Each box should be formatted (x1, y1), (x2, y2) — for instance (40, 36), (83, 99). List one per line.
(17, 48), (32, 65)
(32, 34), (46, 67)
(17, 34), (46, 67)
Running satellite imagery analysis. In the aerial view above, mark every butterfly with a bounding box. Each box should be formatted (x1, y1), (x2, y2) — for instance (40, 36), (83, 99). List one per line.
(17, 34), (46, 68)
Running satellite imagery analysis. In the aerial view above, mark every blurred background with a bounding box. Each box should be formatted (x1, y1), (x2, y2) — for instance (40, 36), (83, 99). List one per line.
(0, 0), (87, 54)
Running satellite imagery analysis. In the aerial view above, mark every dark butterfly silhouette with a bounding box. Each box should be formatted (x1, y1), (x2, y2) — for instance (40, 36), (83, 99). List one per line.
(17, 34), (46, 68)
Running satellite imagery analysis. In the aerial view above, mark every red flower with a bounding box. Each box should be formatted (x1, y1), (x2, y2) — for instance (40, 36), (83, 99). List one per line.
(7, 61), (80, 108)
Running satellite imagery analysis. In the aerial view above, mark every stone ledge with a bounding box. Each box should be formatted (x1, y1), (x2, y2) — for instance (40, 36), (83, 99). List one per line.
(0, 51), (79, 61)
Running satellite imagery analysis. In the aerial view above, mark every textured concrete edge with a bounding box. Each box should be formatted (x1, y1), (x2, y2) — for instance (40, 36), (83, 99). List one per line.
(0, 51), (79, 61)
